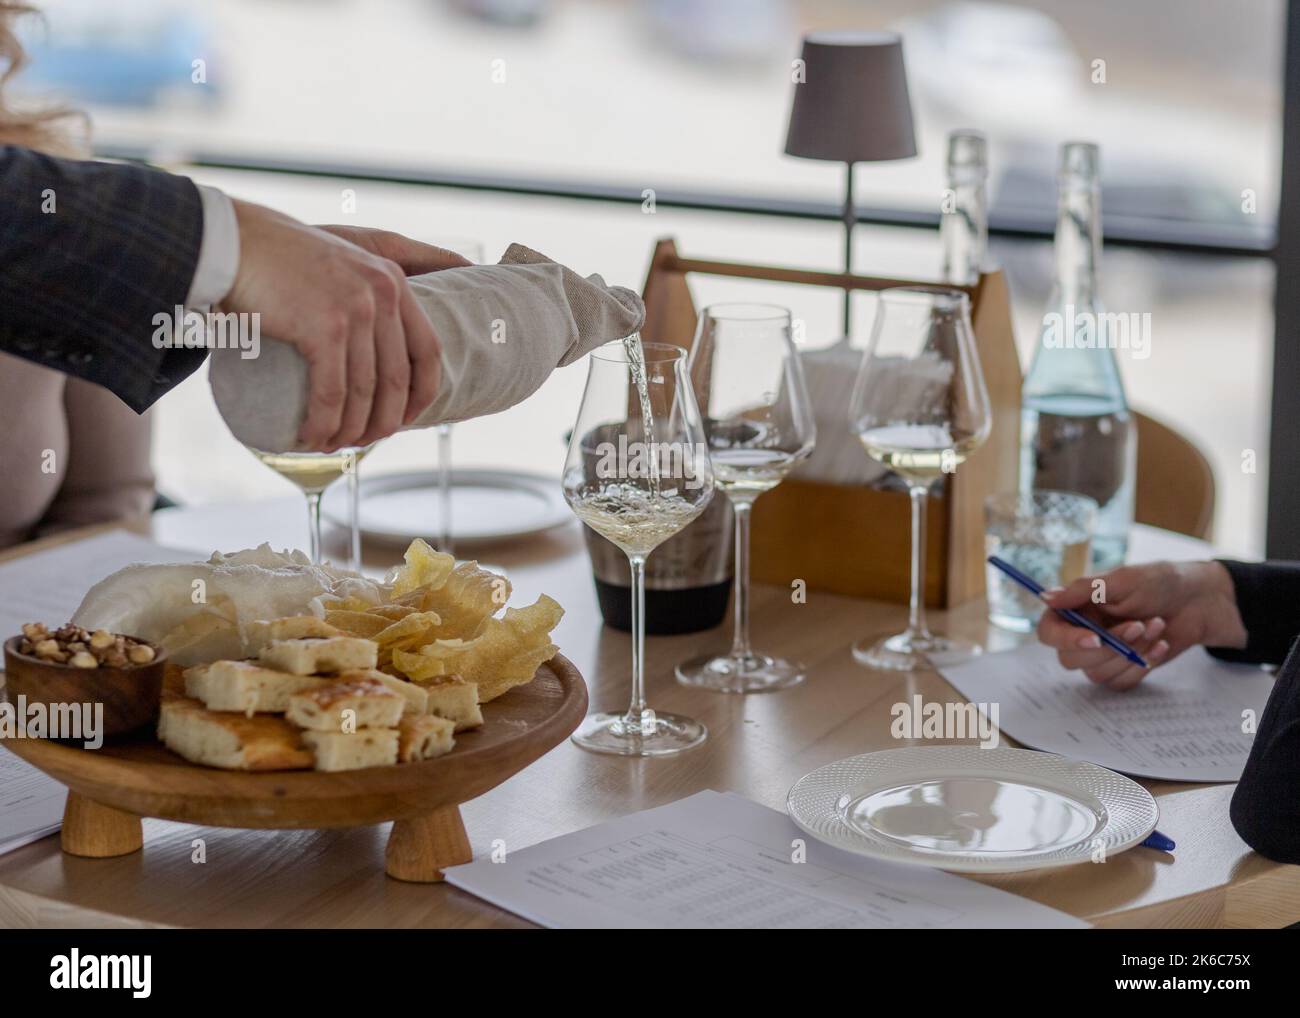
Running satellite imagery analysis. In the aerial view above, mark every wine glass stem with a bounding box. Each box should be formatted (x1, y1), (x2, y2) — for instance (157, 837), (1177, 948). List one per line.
(907, 484), (932, 639)
(348, 465), (361, 572)
(438, 424), (453, 555)
(728, 498), (754, 660)
(624, 553), (648, 725)
(305, 491), (324, 566)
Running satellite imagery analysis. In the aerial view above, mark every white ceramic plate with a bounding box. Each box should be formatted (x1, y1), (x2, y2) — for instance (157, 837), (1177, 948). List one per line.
(322, 469), (572, 549)
(786, 746), (1158, 873)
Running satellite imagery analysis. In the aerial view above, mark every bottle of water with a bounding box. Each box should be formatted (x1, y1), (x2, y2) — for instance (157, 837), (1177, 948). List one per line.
(941, 129), (989, 284)
(1019, 142), (1135, 570)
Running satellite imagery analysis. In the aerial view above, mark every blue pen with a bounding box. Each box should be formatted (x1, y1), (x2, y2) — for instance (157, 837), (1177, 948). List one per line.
(1141, 830), (1176, 852)
(987, 555), (1149, 668)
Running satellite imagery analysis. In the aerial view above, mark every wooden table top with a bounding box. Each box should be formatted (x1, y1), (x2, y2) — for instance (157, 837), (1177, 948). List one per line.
(0, 500), (1295, 928)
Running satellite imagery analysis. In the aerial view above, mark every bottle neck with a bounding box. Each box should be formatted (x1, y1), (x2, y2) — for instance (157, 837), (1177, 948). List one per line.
(1054, 177), (1102, 306)
(942, 174), (988, 284)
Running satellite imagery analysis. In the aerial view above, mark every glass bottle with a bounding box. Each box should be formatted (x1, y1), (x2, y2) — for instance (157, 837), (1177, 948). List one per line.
(1019, 141), (1135, 570)
(941, 129), (989, 285)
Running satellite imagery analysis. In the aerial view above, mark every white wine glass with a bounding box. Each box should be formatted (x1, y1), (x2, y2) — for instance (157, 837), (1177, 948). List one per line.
(344, 441), (377, 572)
(247, 445), (373, 565)
(562, 339), (715, 755)
(427, 236), (484, 556)
(676, 304), (815, 693)
(848, 287), (992, 670)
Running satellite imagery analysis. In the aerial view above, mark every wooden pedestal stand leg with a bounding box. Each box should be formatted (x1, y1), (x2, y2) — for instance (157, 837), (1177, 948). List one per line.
(61, 792), (143, 858)
(385, 805), (472, 883)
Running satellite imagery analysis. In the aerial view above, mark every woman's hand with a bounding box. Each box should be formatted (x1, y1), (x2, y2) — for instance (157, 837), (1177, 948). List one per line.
(1036, 560), (1247, 691)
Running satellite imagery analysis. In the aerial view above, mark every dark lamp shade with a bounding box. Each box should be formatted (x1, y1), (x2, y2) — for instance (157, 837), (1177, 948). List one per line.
(784, 31), (917, 164)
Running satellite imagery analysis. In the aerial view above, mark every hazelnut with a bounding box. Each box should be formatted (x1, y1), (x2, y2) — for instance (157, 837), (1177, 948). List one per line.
(69, 651), (98, 669)
(89, 629), (115, 650)
(127, 644), (156, 665)
(21, 622), (47, 641)
(33, 638), (60, 658)
(102, 649), (128, 668)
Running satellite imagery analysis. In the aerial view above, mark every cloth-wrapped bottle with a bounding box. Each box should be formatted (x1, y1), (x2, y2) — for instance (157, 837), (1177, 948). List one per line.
(210, 244), (645, 452)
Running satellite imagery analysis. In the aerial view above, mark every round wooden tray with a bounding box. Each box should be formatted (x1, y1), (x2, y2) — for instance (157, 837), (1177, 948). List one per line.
(2, 654), (587, 882)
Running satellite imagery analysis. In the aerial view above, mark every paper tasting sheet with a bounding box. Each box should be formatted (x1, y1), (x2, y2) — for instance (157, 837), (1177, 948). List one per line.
(0, 530), (202, 639)
(445, 790), (1087, 929)
(939, 644), (1274, 782)
(0, 746), (64, 855)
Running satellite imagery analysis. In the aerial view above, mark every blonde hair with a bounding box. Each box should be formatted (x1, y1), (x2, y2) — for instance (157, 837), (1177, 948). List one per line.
(0, 2), (85, 154)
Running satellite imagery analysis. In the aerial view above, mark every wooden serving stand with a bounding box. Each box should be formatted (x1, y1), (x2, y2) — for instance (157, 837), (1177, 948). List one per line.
(640, 238), (1022, 608)
(1, 656), (587, 883)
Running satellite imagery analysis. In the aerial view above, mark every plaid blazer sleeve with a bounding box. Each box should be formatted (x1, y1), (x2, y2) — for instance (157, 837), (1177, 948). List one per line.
(0, 145), (209, 412)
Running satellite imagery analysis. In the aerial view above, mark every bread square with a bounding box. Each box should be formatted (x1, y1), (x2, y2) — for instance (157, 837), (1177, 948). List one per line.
(258, 636), (378, 675)
(158, 694), (313, 771)
(184, 660), (330, 716)
(301, 728), (399, 772)
(244, 616), (342, 657)
(286, 678), (405, 732)
(334, 668), (427, 717)
(397, 715), (456, 762)
(423, 674), (483, 732)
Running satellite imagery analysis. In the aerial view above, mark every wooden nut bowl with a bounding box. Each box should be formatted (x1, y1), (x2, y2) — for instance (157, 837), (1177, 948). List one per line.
(1, 654), (588, 882)
(3, 635), (166, 738)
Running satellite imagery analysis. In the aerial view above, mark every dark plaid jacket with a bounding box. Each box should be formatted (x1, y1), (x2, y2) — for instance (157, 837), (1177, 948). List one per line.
(0, 145), (208, 412)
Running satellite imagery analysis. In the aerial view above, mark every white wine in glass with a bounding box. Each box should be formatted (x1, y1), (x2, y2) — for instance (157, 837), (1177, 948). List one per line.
(848, 287), (992, 671)
(563, 338), (715, 756)
(248, 445), (372, 565)
(675, 304), (816, 693)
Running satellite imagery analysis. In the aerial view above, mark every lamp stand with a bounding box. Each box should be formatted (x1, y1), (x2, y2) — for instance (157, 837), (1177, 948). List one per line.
(842, 160), (855, 338)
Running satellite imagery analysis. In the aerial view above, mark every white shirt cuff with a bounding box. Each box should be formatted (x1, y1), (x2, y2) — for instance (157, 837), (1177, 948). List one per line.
(185, 184), (240, 308)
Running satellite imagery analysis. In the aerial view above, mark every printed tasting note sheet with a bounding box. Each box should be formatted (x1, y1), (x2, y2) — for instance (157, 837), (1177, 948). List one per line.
(939, 644), (1275, 782)
(445, 791), (1087, 929)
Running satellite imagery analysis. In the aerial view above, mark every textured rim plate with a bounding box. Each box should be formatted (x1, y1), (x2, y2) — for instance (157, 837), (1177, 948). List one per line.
(786, 747), (1158, 873)
(322, 469), (572, 548)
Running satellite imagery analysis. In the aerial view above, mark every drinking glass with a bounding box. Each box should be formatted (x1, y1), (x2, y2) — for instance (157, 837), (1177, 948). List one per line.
(985, 490), (1096, 633)
(675, 304), (815, 693)
(344, 442), (377, 572)
(848, 287), (992, 670)
(427, 237), (484, 556)
(562, 339), (715, 755)
(245, 445), (373, 565)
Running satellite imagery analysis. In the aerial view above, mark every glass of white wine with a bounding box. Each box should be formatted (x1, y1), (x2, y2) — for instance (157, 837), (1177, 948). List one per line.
(848, 287), (992, 671)
(562, 338), (715, 756)
(675, 304), (816, 693)
(248, 445), (373, 565)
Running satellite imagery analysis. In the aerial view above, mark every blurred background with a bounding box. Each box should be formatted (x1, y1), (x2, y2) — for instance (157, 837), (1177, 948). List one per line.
(11, 0), (1284, 556)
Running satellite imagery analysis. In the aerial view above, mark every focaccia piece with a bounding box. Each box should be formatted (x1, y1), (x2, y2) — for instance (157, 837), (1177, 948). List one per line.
(301, 728), (399, 772)
(286, 678), (404, 732)
(397, 715), (455, 762)
(158, 694), (312, 771)
(184, 660), (330, 716)
(337, 668), (427, 717)
(423, 674), (483, 732)
(258, 636), (378, 675)
(244, 615), (343, 657)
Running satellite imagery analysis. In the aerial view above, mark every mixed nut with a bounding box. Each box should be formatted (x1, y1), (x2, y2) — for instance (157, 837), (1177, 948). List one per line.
(17, 622), (156, 669)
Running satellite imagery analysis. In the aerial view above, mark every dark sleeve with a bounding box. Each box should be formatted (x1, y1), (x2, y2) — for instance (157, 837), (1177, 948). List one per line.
(0, 144), (209, 412)
(1207, 560), (1300, 666)
(1230, 638), (1300, 863)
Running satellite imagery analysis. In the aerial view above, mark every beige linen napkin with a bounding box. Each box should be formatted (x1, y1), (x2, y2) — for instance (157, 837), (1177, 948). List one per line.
(209, 244), (644, 452)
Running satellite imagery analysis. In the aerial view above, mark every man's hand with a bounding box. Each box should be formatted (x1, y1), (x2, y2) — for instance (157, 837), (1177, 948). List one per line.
(221, 203), (467, 451)
(1036, 560), (1247, 691)
(316, 225), (472, 274)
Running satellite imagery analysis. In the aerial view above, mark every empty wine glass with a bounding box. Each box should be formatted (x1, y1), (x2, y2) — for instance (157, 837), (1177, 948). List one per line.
(562, 339), (715, 755)
(848, 287), (992, 670)
(675, 304), (816, 693)
(427, 237), (484, 556)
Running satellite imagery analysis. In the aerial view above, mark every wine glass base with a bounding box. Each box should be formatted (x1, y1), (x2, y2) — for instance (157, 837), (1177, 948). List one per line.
(570, 710), (707, 757)
(675, 652), (806, 693)
(851, 632), (983, 672)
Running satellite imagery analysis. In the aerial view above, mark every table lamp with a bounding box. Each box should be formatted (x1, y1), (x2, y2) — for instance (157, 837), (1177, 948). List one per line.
(784, 31), (917, 337)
